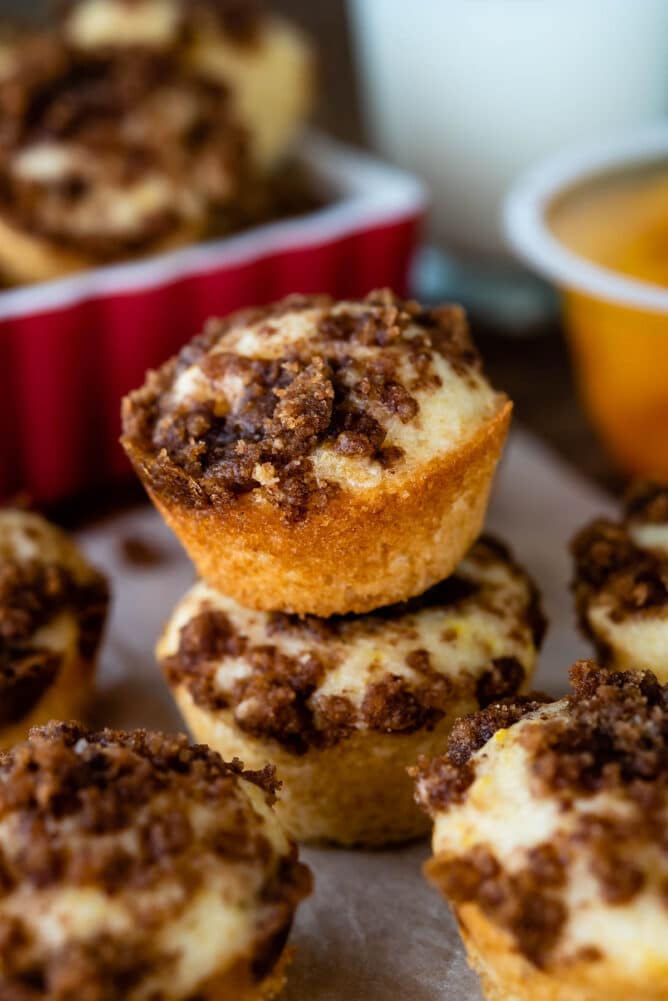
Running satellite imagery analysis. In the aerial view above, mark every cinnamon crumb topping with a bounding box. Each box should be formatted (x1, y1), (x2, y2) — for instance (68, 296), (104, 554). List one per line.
(0, 722), (310, 998)
(0, 721), (279, 846)
(0, 35), (249, 256)
(475, 656), (526, 708)
(421, 662), (668, 967)
(162, 535), (543, 753)
(360, 675), (443, 734)
(520, 663), (668, 914)
(415, 694), (551, 813)
(572, 518), (668, 630)
(122, 290), (495, 521)
(426, 843), (568, 968)
(523, 660), (668, 797)
(0, 557), (108, 726)
(571, 486), (668, 644)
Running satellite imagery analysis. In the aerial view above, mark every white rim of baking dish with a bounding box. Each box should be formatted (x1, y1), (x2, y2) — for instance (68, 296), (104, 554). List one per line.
(0, 131), (427, 322)
(503, 121), (668, 313)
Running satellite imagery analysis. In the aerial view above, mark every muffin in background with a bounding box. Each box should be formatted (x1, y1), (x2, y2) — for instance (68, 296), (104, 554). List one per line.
(0, 508), (108, 747)
(571, 482), (668, 680)
(0, 33), (252, 283)
(61, 0), (316, 170)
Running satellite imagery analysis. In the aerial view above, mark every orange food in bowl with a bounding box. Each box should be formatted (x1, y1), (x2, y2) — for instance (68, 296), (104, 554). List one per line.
(505, 133), (668, 481)
(550, 168), (668, 479)
(562, 293), (668, 479)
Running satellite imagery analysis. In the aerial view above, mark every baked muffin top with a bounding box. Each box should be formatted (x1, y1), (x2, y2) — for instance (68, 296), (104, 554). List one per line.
(62, 0), (263, 50)
(60, 0), (314, 170)
(0, 721), (310, 999)
(416, 662), (668, 973)
(572, 483), (668, 645)
(122, 290), (506, 522)
(0, 34), (249, 257)
(0, 510), (108, 728)
(158, 535), (545, 754)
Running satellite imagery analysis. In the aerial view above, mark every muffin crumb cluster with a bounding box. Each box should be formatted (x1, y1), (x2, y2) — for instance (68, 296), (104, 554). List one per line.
(426, 841), (569, 968)
(522, 660), (668, 797)
(123, 291), (488, 521)
(0, 557), (107, 726)
(572, 518), (668, 624)
(416, 693), (551, 813)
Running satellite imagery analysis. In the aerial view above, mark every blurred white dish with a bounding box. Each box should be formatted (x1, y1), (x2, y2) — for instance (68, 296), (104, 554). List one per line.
(349, 0), (668, 257)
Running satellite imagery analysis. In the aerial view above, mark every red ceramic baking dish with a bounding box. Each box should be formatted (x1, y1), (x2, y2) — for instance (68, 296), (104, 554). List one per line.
(0, 133), (425, 505)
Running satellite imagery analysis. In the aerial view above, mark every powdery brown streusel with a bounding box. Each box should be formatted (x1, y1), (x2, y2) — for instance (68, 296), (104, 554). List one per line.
(163, 535), (544, 753)
(122, 290), (490, 522)
(0, 556), (108, 726)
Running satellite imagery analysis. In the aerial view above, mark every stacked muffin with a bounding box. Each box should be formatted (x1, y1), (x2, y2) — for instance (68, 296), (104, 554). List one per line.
(122, 288), (546, 845)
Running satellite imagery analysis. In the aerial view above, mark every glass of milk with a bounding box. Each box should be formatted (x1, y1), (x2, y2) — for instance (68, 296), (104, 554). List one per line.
(348, 0), (668, 261)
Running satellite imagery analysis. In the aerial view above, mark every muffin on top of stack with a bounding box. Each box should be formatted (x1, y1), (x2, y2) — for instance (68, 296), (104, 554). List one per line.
(122, 288), (546, 845)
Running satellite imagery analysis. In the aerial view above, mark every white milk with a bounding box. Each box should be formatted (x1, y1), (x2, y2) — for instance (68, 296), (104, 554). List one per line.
(349, 0), (668, 256)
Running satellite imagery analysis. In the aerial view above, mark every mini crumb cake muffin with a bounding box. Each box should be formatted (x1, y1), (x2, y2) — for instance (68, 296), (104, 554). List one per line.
(571, 482), (668, 680)
(0, 509), (108, 748)
(0, 721), (311, 1000)
(415, 661), (668, 1001)
(0, 33), (250, 284)
(61, 0), (315, 170)
(122, 291), (512, 616)
(157, 535), (545, 845)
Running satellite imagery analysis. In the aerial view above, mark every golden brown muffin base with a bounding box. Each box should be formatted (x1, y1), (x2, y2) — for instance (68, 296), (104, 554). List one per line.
(454, 902), (668, 1001)
(0, 209), (203, 285)
(141, 400), (512, 616)
(0, 651), (94, 749)
(173, 684), (514, 846)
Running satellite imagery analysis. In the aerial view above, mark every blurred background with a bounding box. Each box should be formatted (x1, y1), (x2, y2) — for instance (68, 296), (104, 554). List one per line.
(4, 0), (668, 511)
(0, 0), (366, 146)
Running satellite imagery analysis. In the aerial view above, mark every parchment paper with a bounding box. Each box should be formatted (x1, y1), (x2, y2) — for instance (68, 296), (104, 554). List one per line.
(76, 429), (614, 1001)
